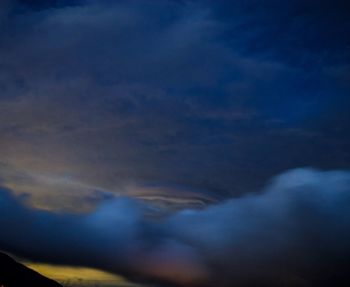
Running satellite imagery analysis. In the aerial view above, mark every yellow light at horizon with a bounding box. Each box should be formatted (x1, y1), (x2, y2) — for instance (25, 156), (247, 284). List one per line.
(26, 263), (140, 286)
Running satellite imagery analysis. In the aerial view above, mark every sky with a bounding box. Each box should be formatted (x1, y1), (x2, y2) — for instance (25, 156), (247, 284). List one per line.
(0, 0), (350, 286)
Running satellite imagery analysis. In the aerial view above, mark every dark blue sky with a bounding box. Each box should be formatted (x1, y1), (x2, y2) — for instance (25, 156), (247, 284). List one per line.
(0, 0), (349, 207)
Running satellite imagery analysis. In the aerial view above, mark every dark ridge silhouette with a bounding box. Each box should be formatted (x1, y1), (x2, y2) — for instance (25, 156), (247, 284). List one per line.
(0, 252), (63, 287)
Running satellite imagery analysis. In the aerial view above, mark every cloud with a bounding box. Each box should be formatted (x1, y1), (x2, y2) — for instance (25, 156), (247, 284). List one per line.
(0, 3), (349, 285)
(0, 0), (349, 200)
(1, 168), (350, 286)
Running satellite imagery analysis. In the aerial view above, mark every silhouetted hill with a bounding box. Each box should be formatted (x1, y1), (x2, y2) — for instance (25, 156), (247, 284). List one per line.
(0, 252), (62, 287)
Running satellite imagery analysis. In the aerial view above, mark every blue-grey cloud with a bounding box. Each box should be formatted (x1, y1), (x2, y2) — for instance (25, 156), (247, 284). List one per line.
(1, 2), (349, 286)
(0, 0), (349, 202)
(1, 168), (350, 286)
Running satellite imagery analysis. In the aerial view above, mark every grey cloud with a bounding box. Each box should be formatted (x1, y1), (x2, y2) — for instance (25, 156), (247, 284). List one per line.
(0, 0), (288, 197)
(0, 0), (349, 204)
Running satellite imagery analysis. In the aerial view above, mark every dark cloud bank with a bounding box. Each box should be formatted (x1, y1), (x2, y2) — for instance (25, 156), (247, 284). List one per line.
(1, 168), (350, 286)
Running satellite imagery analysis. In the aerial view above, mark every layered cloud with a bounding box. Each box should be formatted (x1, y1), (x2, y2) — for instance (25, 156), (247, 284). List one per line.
(0, 0), (349, 203)
(1, 168), (350, 286)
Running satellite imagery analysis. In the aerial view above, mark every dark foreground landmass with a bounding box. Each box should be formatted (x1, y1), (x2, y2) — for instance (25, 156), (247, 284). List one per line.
(0, 252), (62, 287)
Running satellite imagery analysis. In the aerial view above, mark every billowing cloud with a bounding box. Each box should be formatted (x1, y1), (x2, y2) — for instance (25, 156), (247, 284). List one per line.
(1, 168), (350, 286)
